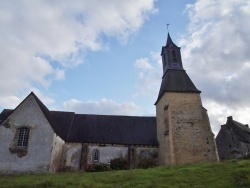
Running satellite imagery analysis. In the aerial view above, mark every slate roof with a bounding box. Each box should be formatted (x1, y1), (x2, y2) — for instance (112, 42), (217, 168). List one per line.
(155, 69), (201, 104)
(217, 116), (250, 143)
(166, 33), (177, 47)
(227, 117), (250, 143)
(31, 92), (65, 139)
(50, 111), (75, 140)
(0, 109), (13, 124)
(0, 92), (158, 146)
(233, 120), (250, 133)
(66, 114), (158, 145)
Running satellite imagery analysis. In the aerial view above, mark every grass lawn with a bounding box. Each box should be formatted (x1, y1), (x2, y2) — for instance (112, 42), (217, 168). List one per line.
(1, 160), (250, 188)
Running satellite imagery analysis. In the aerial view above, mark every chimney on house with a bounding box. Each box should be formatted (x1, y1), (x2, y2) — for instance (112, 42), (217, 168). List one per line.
(227, 116), (233, 121)
(245, 124), (249, 128)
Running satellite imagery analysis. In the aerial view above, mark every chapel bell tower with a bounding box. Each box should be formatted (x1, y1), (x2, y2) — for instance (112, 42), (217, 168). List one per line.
(155, 33), (219, 165)
(161, 33), (183, 73)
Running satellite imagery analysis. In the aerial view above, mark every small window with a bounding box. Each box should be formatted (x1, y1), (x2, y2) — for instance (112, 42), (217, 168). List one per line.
(162, 55), (166, 67)
(229, 145), (232, 148)
(93, 149), (100, 162)
(206, 138), (209, 144)
(172, 50), (177, 62)
(17, 128), (30, 147)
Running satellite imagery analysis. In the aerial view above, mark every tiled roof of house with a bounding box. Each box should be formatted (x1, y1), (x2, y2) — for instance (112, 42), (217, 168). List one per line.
(218, 116), (250, 143)
(233, 120), (250, 133)
(231, 119), (250, 143)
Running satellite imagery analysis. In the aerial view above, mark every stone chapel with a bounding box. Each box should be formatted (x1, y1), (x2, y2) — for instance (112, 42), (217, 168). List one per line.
(0, 33), (219, 173)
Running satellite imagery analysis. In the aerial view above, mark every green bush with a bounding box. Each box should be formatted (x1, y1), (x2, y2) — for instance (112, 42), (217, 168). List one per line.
(86, 163), (111, 172)
(110, 157), (129, 170)
(137, 158), (157, 169)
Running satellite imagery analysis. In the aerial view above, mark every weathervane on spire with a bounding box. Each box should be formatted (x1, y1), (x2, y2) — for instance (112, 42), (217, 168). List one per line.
(166, 24), (170, 32)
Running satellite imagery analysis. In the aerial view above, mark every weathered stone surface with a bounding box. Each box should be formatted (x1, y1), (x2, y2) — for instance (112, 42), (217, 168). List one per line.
(62, 143), (82, 171)
(61, 143), (158, 171)
(49, 134), (65, 172)
(156, 92), (219, 165)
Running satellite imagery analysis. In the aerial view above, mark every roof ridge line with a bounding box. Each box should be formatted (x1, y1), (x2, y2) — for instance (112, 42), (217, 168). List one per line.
(74, 114), (155, 118)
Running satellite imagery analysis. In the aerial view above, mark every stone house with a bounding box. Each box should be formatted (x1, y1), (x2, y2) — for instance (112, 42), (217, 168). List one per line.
(0, 33), (218, 173)
(216, 116), (250, 160)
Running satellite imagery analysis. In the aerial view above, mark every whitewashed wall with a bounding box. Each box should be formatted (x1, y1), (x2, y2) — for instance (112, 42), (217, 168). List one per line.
(87, 145), (128, 164)
(0, 95), (55, 173)
(62, 143), (158, 171)
(49, 133), (65, 172)
(63, 143), (82, 171)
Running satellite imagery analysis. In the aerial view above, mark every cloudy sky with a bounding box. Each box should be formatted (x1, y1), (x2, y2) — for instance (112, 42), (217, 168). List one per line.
(1, 0), (250, 135)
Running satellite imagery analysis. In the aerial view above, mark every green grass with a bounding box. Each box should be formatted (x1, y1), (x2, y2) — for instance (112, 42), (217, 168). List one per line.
(1, 160), (250, 188)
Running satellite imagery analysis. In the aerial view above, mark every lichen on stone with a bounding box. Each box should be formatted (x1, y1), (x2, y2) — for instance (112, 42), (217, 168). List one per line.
(9, 147), (28, 158)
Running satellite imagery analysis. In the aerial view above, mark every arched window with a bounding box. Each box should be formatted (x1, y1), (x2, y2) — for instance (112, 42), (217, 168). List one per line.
(92, 149), (100, 162)
(172, 50), (177, 62)
(162, 55), (166, 67)
(17, 128), (30, 147)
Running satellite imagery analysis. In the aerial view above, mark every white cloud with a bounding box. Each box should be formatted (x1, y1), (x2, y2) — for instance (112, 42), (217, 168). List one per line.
(181, 0), (250, 134)
(0, 0), (156, 109)
(135, 58), (153, 70)
(132, 0), (250, 134)
(134, 52), (162, 98)
(0, 88), (55, 110)
(30, 88), (55, 107)
(0, 95), (21, 109)
(63, 98), (140, 116)
(54, 69), (65, 80)
(204, 99), (250, 136)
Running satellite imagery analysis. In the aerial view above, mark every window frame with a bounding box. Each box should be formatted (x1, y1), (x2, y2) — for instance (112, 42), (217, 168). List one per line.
(171, 50), (177, 62)
(17, 127), (30, 147)
(92, 149), (100, 163)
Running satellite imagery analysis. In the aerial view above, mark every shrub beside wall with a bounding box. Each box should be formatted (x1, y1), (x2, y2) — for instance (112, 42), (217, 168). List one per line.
(110, 158), (129, 170)
(137, 158), (157, 169)
(84, 157), (158, 172)
(85, 163), (111, 172)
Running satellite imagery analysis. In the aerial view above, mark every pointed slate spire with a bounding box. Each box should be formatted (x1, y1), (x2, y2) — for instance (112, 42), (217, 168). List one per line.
(155, 32), (200, 104)
(161, 32), (184, 73)
(166, 32), (174, 46)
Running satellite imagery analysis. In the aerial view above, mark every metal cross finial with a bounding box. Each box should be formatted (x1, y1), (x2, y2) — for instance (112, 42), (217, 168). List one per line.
(166, 24), (170, 31)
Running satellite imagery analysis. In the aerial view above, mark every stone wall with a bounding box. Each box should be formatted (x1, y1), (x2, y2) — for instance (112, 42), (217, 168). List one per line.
(49, 134), (65, 172)
(62, 143), (158, 171)
(216, 124), (250, 160)
(0, 95), (55, 173)
(87, 145), (127, 164)
(129, 146), (158, 168)
(156, 92), (219, 165)
(62, 143), (82, 171)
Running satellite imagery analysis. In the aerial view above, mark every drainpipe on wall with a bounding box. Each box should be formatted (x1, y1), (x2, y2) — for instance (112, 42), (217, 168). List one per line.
(128, 145), (131, 168)
(79, 143), (84, 170)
